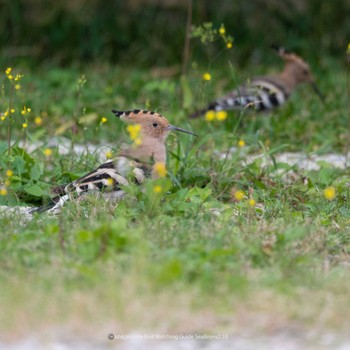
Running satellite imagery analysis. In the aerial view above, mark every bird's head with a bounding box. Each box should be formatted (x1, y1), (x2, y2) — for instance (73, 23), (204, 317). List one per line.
(112, 109), (196, 143)
(271, 45), (324, 102)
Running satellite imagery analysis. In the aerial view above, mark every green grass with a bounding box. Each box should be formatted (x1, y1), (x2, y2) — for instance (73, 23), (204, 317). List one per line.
(1, 60), (350, 340)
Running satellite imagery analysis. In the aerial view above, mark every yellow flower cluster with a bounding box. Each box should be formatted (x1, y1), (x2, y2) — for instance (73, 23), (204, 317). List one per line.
(126, 124), (142, 145)
(217, 24), (233, 49)
(1, 169), (14, 196)
(19, 106), (32, 129)
(21, 106), (31, 115)
(1, 108), (15, 121)
(5, 67), (24, 82)
(231, 188), (257, 207)
(153, 162), (167, 178)
(204, 110), (228, 122)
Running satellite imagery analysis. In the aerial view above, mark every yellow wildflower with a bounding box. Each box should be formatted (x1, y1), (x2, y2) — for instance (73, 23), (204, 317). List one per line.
(21, 106), (31, 115)
(202, 73), (211, 81)
(248, 198), (256, 207)
(126, 124), (141, 140)
(6, 169), (13, 177)
(238, 139), (245, 147)
(15, 84), (21, 90)
(101, 117), (107, 124)
(105, 178), (114, 186)
(219, 25), (225, 35)
(34, 116), (43, 125)
(105, 150), (113, 159)
(7, 75), (13, 80)
(233, 190), (245, 201)
(5, 67), (11, 75)
(323, 186), (336, 201)
(14, 74), (23, 81)
(153, 185), (162, 194)
(216, 110), (227, 121)
(205, 110), (216, 122)
(154, 162), (167, 178)
(0, 187), (7, 196)
(1, 115), (5, 121)
(44, 148), (53, 157)
(10, 108), (15, 114)
(4, 111), (9, 116)
(226, 42), (233, 49)
(22, 123), (28, 128)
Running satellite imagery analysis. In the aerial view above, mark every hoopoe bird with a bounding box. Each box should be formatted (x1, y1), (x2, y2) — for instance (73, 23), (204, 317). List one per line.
(30, 110), (196, 214)
(190, 46), (324, 118)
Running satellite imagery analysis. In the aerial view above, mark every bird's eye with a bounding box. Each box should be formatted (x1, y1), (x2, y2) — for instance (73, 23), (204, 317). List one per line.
(152, 122), (158, 127)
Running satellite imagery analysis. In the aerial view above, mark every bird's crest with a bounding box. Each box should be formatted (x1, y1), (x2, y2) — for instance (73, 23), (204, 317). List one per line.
(112, 109), (165, 119)
(271, 45), (308, 67)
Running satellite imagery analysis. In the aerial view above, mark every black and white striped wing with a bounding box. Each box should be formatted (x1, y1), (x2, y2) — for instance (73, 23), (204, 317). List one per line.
(211, 78), (289, 112)
(65, 160), (129, 195)
(31, 158), (149, 214)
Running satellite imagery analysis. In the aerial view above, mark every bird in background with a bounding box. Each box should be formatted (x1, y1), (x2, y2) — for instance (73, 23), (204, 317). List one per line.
(30, 110), (196, 214)
(190, 46), (324, 118)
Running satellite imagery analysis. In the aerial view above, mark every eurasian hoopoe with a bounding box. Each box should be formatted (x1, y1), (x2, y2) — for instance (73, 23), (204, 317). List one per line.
(30, 110), (196, 214)
(190, 46), (324, 118)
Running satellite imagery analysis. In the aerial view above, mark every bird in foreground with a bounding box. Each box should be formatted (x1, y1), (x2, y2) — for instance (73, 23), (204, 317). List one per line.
(30, 110), (196, 214)
(190, 46), (324, 118)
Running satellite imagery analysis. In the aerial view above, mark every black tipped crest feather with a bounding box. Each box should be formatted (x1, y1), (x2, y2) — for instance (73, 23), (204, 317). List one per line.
(111, 110), (124, 117)
(111, 109), (165, 118)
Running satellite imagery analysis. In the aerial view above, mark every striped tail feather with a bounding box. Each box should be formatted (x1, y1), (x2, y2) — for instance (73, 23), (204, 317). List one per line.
(29, 194), (70, 214)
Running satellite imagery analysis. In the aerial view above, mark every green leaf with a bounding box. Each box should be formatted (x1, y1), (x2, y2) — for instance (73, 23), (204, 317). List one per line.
(12, 156), (27, 174)
(186, 186), (212, 201)
(30, 164), (42, 180)
(24, 184), (43, 197)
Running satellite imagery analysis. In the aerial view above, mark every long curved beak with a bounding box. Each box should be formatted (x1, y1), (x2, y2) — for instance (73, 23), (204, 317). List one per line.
(311, 82), (325, 103)
(167, 124), (197, 136)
